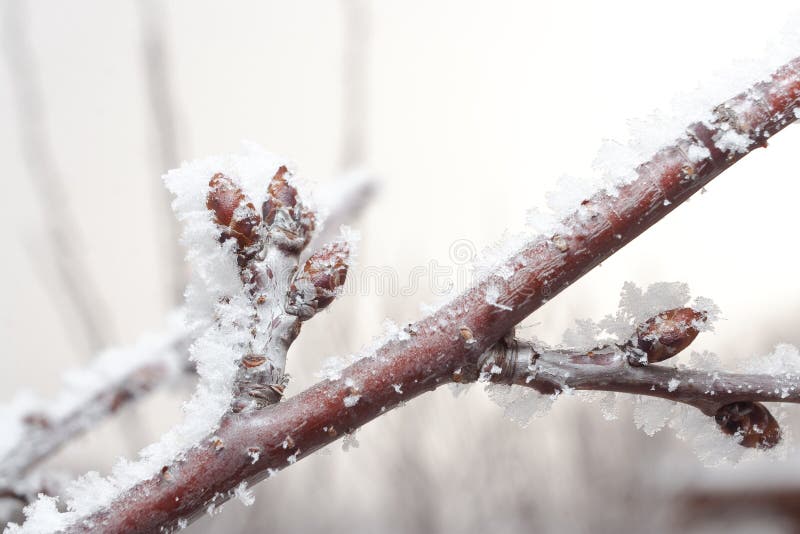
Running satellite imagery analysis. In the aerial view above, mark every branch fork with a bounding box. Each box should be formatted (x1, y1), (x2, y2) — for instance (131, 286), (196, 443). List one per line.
(206, 167), (349, 412)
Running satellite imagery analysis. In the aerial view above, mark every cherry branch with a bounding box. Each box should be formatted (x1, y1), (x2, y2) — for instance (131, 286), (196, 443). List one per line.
(48, 57), (800, 534)
(483, 308), (785, 449)
(0, 173), (376, 508)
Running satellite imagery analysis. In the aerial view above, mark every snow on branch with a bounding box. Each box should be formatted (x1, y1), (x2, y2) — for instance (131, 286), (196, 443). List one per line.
(4, 145), (359, 533)
(0, 167), (376, 516)
(7, 54), (795, 534)
(0, 315), (187, 502)
(482, 307), (788, 450)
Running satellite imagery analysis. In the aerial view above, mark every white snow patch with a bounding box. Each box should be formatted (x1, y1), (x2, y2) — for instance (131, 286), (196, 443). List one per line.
(343, 395), (361, 408)
(667, 379), (680, 392)
(485, 285), (512, 311)
(485, 384), (557, 427)
(715, 128), (752, 153)
(633, 396), (675, 436)
(233, 481), (255, 507)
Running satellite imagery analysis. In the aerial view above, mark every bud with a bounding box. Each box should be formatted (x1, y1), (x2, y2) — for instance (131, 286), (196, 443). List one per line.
(207, 173), (262, 257)
(629, 307), (706, 365)
(286, 241), (349, 320)
(715, 401), (781, 449)
(262, 166), (315, 252)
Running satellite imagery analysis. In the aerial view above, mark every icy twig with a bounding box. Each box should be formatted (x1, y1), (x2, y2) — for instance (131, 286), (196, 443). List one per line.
(33, 56), (800, 534)
(206, 167), (350, 412)
(481, 308), (784, 449)
(0, 321), (188, 504)
(0, 170), (375, 515)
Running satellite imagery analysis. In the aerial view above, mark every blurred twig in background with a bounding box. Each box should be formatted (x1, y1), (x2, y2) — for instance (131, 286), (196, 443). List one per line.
(1, 0), (113, 355)
(137, 0), (186, 305)
(339, 0), (371, 169)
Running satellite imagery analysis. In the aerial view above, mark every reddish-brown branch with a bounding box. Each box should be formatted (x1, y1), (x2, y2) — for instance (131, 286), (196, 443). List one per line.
(54, 58), (800, 533)
(0, 342), (189, 492)
(0, 175), (377, 510)
(491, 338), (797, 412)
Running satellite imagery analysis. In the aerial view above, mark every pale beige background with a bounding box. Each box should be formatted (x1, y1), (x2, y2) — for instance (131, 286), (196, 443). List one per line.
(1, 1), (800, 532)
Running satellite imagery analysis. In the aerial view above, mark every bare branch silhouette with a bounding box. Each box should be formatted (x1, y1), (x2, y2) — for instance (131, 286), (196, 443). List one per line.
(1, 0), (113, 354)
(137, 0), (185, 305)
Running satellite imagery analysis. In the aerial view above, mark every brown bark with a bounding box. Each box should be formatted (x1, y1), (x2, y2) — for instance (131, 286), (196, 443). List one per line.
(58, 57), (800, 533)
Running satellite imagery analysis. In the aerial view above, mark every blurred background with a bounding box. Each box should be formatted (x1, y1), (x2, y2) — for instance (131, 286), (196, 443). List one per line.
(1, 0), (800, 532)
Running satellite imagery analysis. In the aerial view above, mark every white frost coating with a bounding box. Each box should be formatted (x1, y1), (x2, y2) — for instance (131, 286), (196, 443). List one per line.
(343, 395), (361, 407)
(484, 384), (557, 428)
(794, 108), (800, 119)
(667, 378), (680, 392)
(0, 312), (186, 471)
(317, 319), (408, 381)
(7, 144), (294, 534)
(472, 27), (800, 285)
(561, 282), (719, 351)
(633, 396), (675, 436)
(485, 285), (512, 311)
(686, 144), (711, 163)
(714, 128), (753, 154)
(741, 343), (800, 376)
(233, 482), (255, 507)
(669, 405), (790, 466)
(6, 497), (63, 534)
(687, 350), (721, 371)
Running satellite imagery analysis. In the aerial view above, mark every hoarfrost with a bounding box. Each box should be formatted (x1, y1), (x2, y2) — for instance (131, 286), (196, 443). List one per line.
(343, 395), (361, 408)
(562, 281), (717, 351)
(578, 391), (621, 421)
(7, 144), (295, 533)
(485, 285), (512, 311)
(714, 128), (752, 154)
(342, 431), (360, 452)
(233, 482), (255, 507)
(667, 378), (680, 392)
(741, 343), (800, 376)
(688, 350), (721, 371)
(316, 319), (411, 381)
(633, 396), (675, 436)
(485, 384), (556, 428)
(4, 496), (65, 534)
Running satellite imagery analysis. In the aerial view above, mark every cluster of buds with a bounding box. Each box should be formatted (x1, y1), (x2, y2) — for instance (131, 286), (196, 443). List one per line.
(206, 165), (350, 412)
(286, 241), (350, 320)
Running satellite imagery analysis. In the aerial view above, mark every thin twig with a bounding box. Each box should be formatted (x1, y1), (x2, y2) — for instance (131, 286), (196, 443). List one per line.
(339, 0), (371, 168)
(137, 0), (185, 305)
(54, 56), (800, 534)
(0, 173), (377, 510)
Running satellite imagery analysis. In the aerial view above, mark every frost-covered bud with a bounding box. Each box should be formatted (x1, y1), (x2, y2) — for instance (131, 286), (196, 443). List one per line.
(262, 166), (315, 253)
(286, 241), (349, 320)
(628, 308), (706, 365)
(715, 401), (781, 449)
(207, 173), (263, 259)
